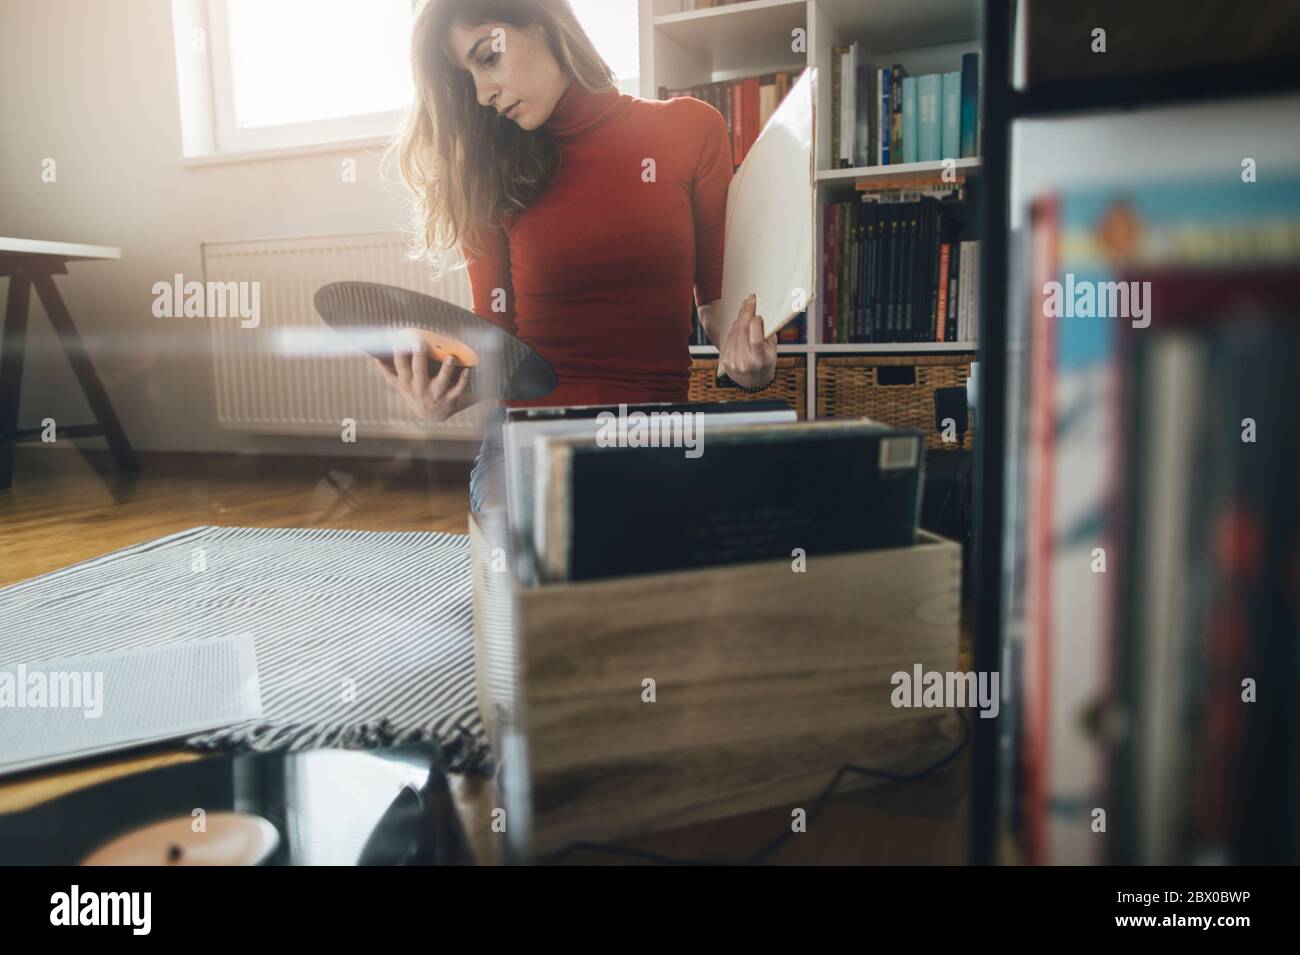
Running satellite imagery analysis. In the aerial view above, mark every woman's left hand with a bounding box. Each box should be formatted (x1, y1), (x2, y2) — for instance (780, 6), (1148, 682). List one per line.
(720, 293), (777, 389)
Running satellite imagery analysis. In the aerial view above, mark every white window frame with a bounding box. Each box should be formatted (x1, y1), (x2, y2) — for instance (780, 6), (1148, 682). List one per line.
(172, 0), (410, 163)
(171, 0), (641, 164)
(206, 0), (408, 154)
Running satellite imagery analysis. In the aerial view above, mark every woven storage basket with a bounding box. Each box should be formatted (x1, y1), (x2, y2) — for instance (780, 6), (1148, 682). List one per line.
(816, 354), (973, 450)
(688, 357), (806, 418)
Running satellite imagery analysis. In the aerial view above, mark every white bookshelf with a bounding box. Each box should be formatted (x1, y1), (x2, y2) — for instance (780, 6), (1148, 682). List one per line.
(643, 0), (982, 418)
(817, 156), (981, 183)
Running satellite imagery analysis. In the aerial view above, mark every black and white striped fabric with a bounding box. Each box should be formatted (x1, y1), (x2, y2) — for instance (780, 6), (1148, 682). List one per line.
(0, 525), (489, 771)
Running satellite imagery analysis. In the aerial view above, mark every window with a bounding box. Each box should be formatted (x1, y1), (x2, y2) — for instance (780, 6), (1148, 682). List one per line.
(567, 0), (641, 96)
(205, 0), (414, 154)
(174, 0), (641, 160)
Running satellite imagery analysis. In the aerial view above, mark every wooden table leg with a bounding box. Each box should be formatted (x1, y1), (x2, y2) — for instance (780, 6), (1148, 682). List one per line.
(0, 273), (32, 489)
(31, 271), (139, 475)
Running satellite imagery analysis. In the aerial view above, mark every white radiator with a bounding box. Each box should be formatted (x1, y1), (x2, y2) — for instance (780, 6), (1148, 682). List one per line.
(202, 231), (489, 439)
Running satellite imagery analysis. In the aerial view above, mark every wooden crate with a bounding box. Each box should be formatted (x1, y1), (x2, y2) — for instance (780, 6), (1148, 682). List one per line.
(688, 356), (806, 418)
(817, 354), (973, 450)
(469, 511), (962, 859)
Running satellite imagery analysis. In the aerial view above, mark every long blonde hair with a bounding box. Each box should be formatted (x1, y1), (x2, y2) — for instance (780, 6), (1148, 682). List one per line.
(393, 0), (617, 262)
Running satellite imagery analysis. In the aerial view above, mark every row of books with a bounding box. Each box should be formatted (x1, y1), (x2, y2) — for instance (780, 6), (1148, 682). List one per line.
(658, 70), (798, 167)
(832, 47), (981, 168)
(1010, 172), (1300, 865)
(821, 191), (980, 344)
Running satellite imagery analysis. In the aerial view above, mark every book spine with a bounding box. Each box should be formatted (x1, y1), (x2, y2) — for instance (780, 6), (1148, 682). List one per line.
(831, 47), (844, 168)
(960, 52), (980, 158)
(877, 205), (891, 340)
(956, 240), (967, 343)
(720, 82), (733, 160)
(857, 205), (869, 342)
(839, 202), (851, 343)
(829, 203), (840, 343)
(902, 76), (919, 164)
(879, 67), (890, 165)
(857, 207), (868, 343)
(906, 207), (920, 341)
(936, 243), (950, 342)
(758, 74), (776, 130)
(895, 211), (907, 339)
(866, 67), (876, 167)
(732, 83), (744, 164)
(863, 203), (876, 342)
(854, 63), (872, 168)
(859, 205), (871, 342)
(821, 204), (831, 344)
(883, 206), (895, 341)
(890, 65), (906, 165)
(941, 71), (961, 160)
(842, 203), (852, 345)
(847, 202), (860, 342)
(930, 201), (943, 342)
(951, 237), (961, 343)
(837, 203), (847, 345)
(862, 210), (874, 342)
(918, 73), (941, 162)
(844, 44), (857, 166)
(877, 207), (889, 339)
(897, 204), (910, 341)
(833, 201), (844, 343)
(883, 210), (894, 337)
(857, 210), (868, 343)
(745, 76), (761, 157)
(925, 200), (939, 342)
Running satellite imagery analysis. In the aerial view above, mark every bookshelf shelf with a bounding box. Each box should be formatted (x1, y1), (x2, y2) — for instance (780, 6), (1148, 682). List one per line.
(814, 342), (976, 353)
(817, 157), (981, 183)
(652, 1), (806, 80)
(690, 344), (811, 355)
(652, 0), (804, 27)
(815, 0), (978, 51)
(689, 342), (974, 356)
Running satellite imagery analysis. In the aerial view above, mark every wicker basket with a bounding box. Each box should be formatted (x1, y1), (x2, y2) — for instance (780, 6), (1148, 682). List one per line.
(816, 354), (973, 450)
(688, 357), (806, 418)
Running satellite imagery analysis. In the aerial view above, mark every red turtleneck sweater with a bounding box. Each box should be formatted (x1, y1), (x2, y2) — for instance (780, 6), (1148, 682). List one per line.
(465, 81), (733, 407)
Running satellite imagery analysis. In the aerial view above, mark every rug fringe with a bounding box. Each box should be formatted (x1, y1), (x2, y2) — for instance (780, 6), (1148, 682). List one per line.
(185, 719), (492, 772)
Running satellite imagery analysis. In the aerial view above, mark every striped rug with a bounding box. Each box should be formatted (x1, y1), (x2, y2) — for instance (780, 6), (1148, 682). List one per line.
(0, 526), (489, 771)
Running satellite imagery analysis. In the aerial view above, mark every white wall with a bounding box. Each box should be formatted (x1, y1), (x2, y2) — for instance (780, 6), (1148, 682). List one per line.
(0, 0), (475, 461)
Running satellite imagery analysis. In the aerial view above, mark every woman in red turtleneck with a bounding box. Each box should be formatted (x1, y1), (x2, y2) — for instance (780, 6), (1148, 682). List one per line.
(381, 0), (776, 509)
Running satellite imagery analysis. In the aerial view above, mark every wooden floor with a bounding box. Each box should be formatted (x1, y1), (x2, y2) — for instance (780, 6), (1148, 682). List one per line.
(0, 445), (972, 864)
(0, 446), (474, 588)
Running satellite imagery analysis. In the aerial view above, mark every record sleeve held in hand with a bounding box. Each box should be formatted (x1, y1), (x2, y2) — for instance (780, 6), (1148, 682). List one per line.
(313, 281), (556, 402)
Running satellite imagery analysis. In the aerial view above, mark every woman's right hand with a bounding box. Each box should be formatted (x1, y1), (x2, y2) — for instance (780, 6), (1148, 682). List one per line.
(373, 340), (473, 423)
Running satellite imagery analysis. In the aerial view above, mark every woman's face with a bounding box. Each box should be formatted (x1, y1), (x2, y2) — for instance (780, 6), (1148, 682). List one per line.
(447, 20), (568, 131)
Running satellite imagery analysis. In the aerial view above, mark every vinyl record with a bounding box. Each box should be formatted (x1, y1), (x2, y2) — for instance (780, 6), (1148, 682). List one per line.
(81, 812), (280, 866)
(313, 281), (556, 401)
(0, 746), (471, 866)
